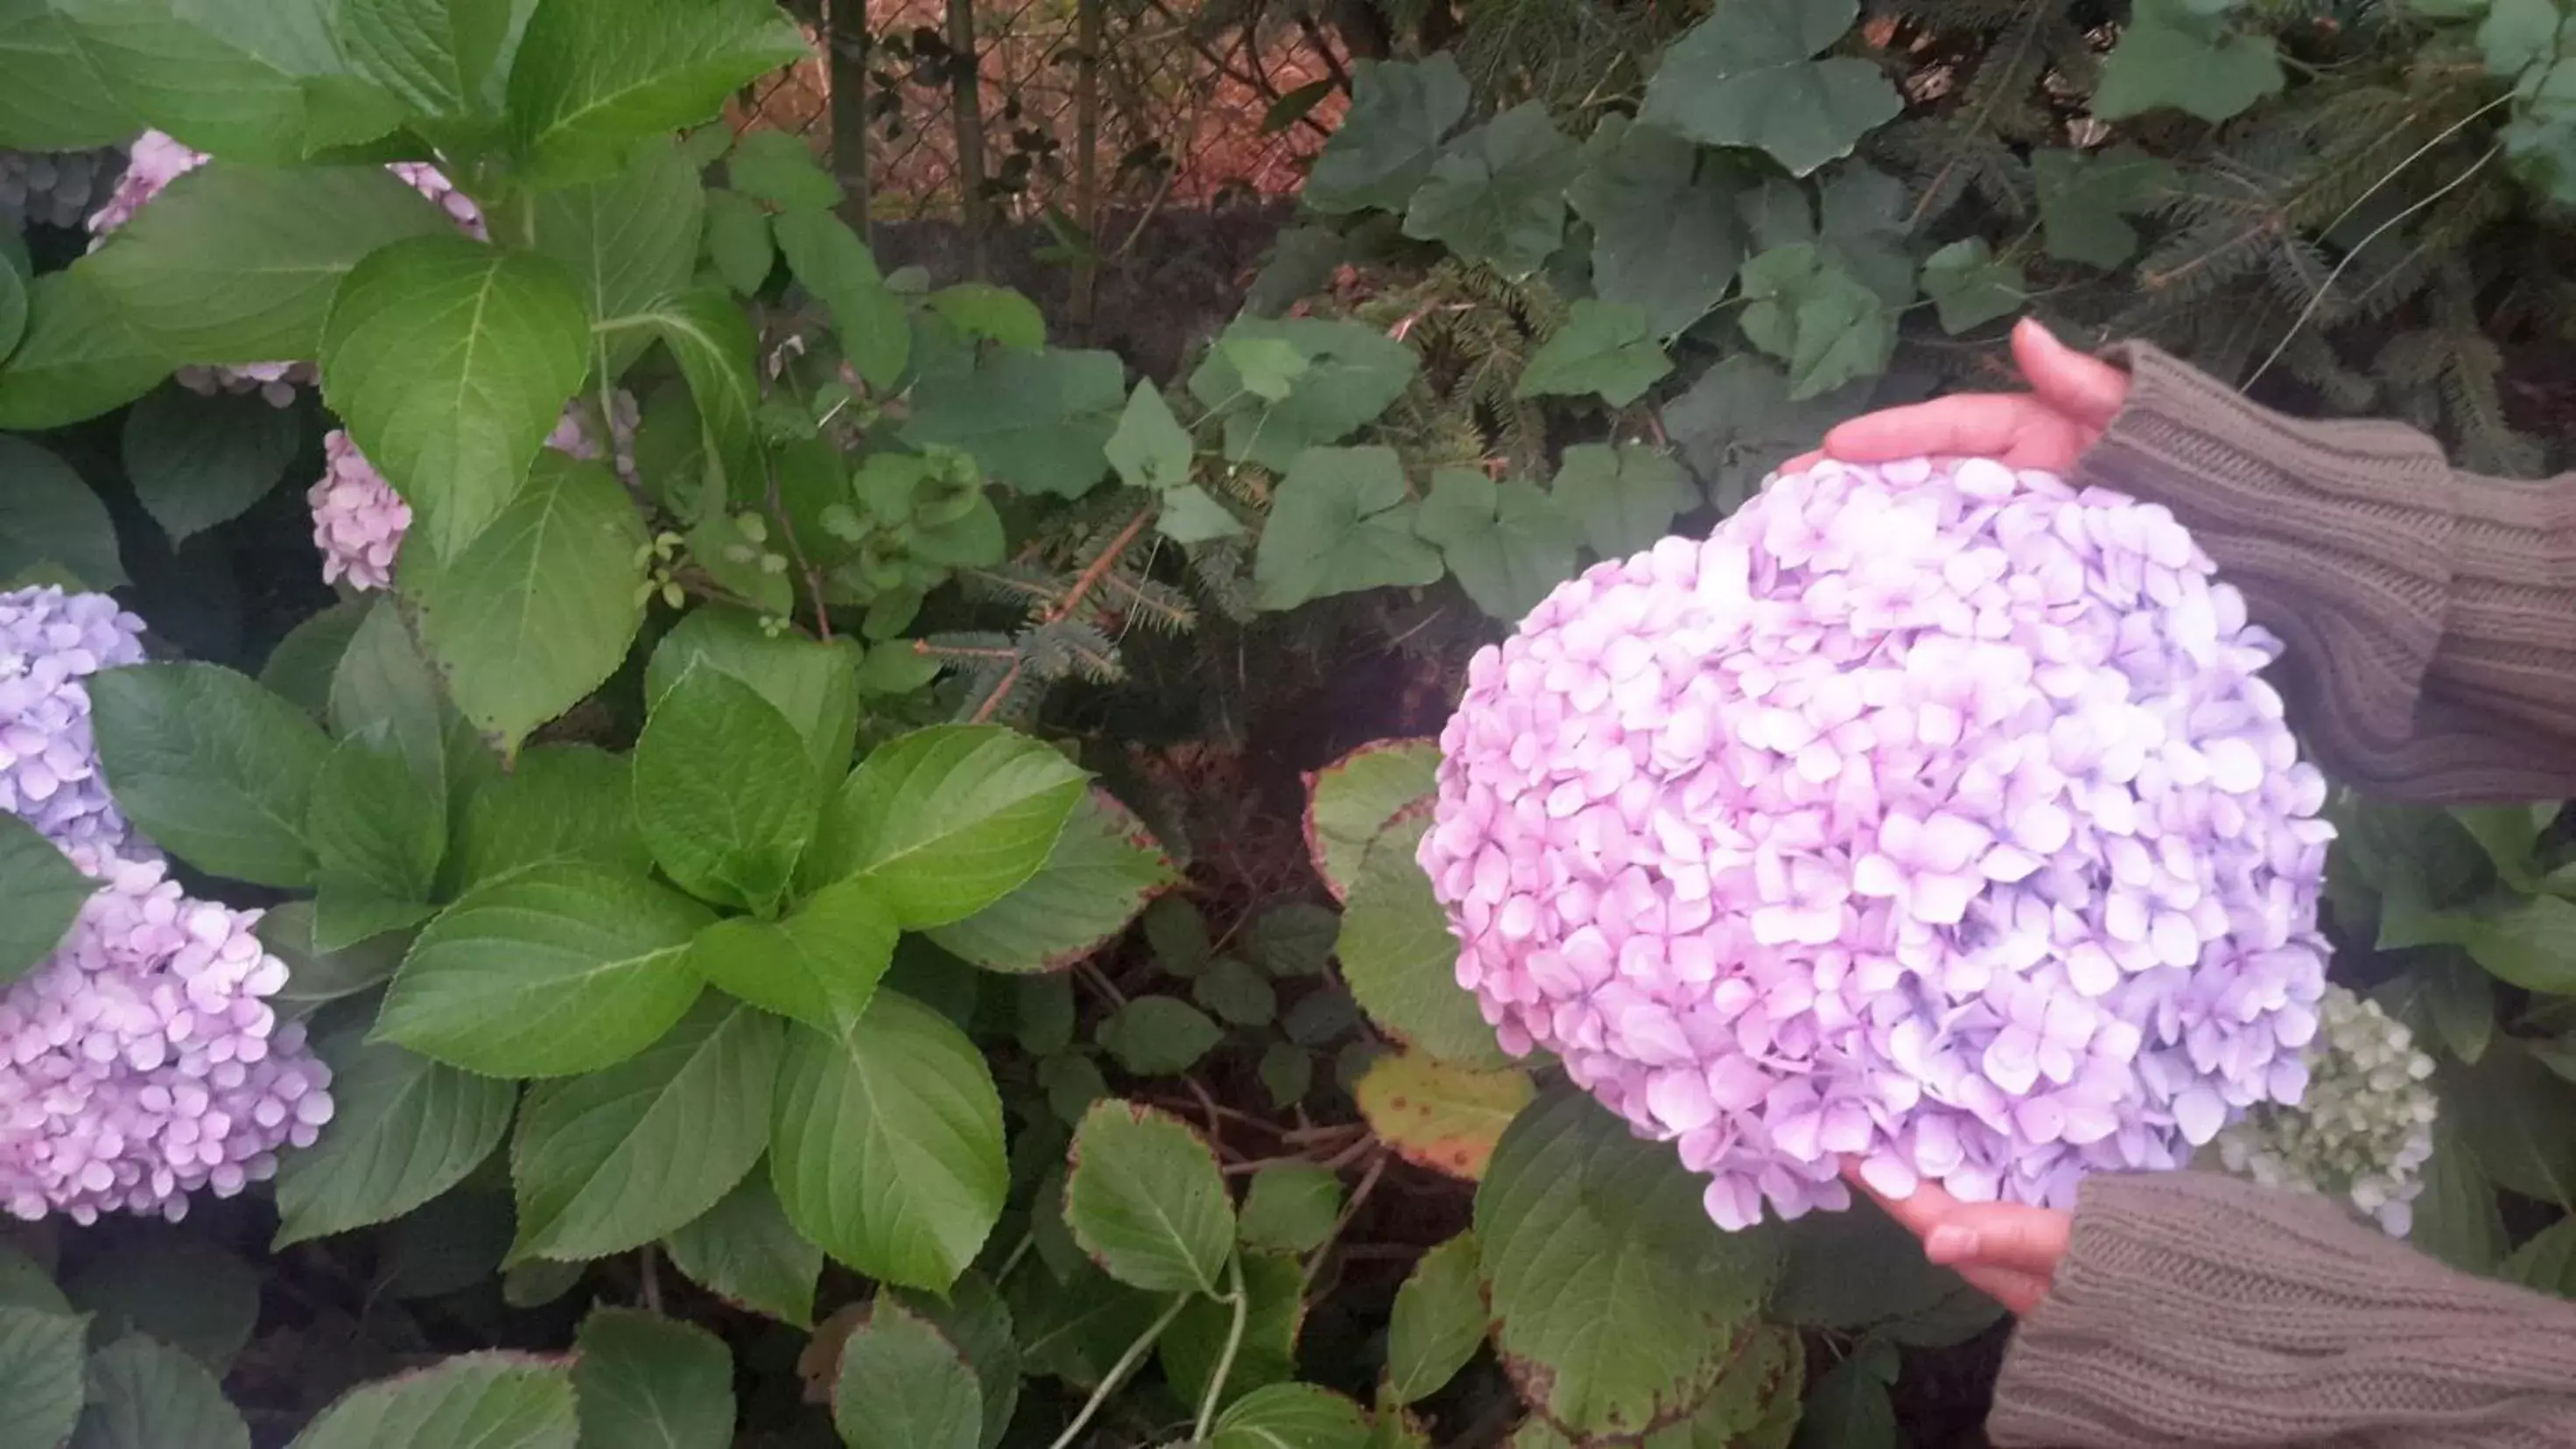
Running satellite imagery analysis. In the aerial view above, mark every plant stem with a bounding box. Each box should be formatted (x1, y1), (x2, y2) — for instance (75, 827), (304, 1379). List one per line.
(1191, 1254), (1251, 1439)
(1045, 1293), (1190, 1449)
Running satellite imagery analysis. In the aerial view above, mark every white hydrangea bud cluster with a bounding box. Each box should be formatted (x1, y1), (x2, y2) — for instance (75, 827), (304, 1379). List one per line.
(0, 147), (122, 232)
(2213, 984), (2436, 1236)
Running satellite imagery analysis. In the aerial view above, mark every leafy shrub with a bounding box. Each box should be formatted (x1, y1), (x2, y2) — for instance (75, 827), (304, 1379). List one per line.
(0, 0), (2571, 1444)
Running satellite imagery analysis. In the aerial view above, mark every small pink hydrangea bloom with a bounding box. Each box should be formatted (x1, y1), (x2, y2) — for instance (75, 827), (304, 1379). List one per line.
(0, 587), (148, 851)
(308, 430), (411, 593)
(0, 844), (333, 1223)
(1421, 456), (2334, 1231)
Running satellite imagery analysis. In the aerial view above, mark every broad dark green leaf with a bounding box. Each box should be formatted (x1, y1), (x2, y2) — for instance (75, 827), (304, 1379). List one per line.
(88, 162), (448, 365)
(1735, 242), (1893, 399)
(1401, 102), (1580, 277)
(285, 1353), (576, 1449)
(1639, 0), (1898, 177)
(530, 137), (705, 376)
(1477, 1088), (1778, 1438)
(0, 259), (25, 364)
(773, 208), (909, 390)
(511, 1000), (783, 1262)
(326, 599), (449, 805)
(690, 877), (898, 1038)
(1239, 1162), (1343, 1254)
(68, 1334), (249, 1449)
(1516, 299), (1673, 407)
(2093, 0), (2284, 122)
(571, 1308), (734, 1449)
(645, 606), (860, 778)
(1209, 1384), (1372, 1449)
(61, 1242), (257, 1373)
(0, 1242), (64, 1315)
(2031, 146), (2176, 270)
(121, 386), (298, 542)
(319, 234), (593, 558)
(0, 0), (137, 148)
(929, 788), (1178, 973)
(1662, 354), (1872, 510)
(1339, 819), (1508, 1068)
(376, 862), (712, 1077)
(1097, 995), (1223, 1075)
(411, 452), (648, 760)
(831, 1302), (982, 1449)
(53, 0), (405, 163)
(449, 743), (649, 890)
(1792, 1342), (1897, 1449)
(895, 1276), (1020, 1449)
(1386, 1234), (1483, 1404)
(902, 347), (1125, 499)
(2409, 1116), (2509, 1277)
(2502, 1214), (2576, 1297)
(728, 130), (842, 212)
(273, 1035), (516, 1245)
(1187, 318), (1418, 472)
(769, 993), (1007, 1292)
(0, 269), (167, 430)
(0, 814), (89, 984)
(702, 189), (774, 297)
(90, 662), (330, 886)
(1194, 956), (1277, 1027)
(1567, 117), (1744, 340)
(1414, 467), (1579, 623)
(505, 0), (808, 187)
(2442, 1046), (2576, 1205)
(664, 1172), (820, 1326)
(926, 284), (1044, 353)
(0, 1305), (88, 1449)
(1252, 445), (1443, 611)
(1919, 238), (2026, 334)
(2463, 895), (2576, 992)
(1303, 56), (1466, 215)
(634, 664), (822, 914)
(0, 434), (129, 589)
(1545, 442), (1689, 561)
(804, 724), (1089, 928)
(1063, 1100), (1234, 1294)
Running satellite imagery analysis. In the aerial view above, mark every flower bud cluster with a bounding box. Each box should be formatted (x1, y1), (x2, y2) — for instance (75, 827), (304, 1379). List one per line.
(1422, 457), (2333, 1229)
(2214, 984), (2435, 1236)
(0, 147), (121, 232)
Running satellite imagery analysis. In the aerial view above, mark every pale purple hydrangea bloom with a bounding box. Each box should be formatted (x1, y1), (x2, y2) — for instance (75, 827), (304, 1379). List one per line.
(0, 844), (332, 1223)
(309, 430), (411, 593)
(0, 588), (147, 851)
(88, 131), (485, 407)
(310, 397), (639, 591)
(1421, 456), (2334, 1230)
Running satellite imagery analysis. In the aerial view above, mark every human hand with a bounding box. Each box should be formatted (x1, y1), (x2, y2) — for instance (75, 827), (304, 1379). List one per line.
(1844, 1162), (2072, 1316)
(1783, 319), (2130, 477)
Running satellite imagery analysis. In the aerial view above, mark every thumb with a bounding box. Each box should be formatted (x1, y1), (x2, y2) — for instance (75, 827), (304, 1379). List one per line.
(2011, 319), (2128, 430)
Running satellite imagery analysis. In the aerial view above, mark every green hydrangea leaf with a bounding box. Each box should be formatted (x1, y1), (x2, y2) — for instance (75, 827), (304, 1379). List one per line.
(571, 1309), (734, 1449)
(272, 1035), (514, 1247)
(803, 724), (1090, 928)
(832, 1302), (983, 1449)
(1063, 1101), (1234, 1294)
(1337, 818), (1510, 1068)
(1210, 1385), (1372, 1449)
(929, 788), (1179, 973)
(506, 0), (808, 187)
(285, 1354), (575, 1449)
(664, 1173), (822, 1327)
(0, 435), (128, 589)
(68, 1334), (249, 1449)
(0, 815), (90, 985)
(1386, 1235), (1484, 1404)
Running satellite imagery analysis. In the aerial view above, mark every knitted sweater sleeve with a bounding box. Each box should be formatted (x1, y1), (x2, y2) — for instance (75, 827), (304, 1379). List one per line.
(1989, 1172), (2576, 1448)
(2072, 343), (2576, 804)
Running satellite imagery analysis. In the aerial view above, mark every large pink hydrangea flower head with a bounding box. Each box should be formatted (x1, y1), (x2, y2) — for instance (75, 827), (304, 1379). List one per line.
(1421, 455), (2334, 1231)
(0, 845), (333, 1223)
(308, 429), (411, 592)
(0, 587), (147, 851)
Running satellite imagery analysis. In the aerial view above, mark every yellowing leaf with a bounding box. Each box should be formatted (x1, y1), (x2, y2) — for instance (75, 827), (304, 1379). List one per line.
(1354, 1051), (1534, 1180)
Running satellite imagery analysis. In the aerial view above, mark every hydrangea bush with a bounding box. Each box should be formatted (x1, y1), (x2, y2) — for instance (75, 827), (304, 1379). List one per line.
(0, 0), (2563, 1444)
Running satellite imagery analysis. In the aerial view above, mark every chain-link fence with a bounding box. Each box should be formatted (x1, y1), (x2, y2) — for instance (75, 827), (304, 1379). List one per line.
(733, 0), (1340, 227)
